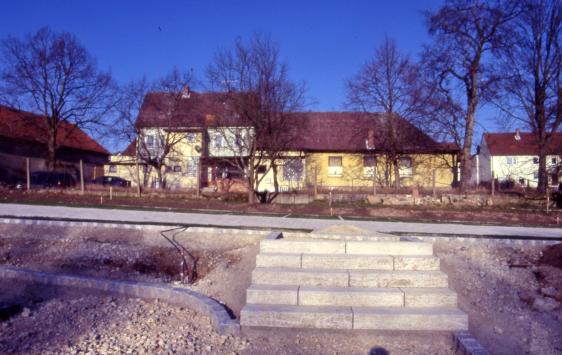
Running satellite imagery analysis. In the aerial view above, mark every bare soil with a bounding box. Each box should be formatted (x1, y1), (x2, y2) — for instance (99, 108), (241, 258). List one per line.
(2, 188), (562, 227)
(435, 241), (562, 355)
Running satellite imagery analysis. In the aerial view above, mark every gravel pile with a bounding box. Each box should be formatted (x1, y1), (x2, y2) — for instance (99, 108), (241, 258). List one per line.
(1, 295), (249, 355)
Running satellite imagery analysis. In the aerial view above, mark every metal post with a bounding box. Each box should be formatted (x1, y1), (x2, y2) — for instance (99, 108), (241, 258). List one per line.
(491, 171), (495, 196)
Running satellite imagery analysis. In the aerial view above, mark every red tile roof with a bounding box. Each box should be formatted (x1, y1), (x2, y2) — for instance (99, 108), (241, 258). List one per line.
(483, 132), (562, 156)
(121, 139), (137, 156)
(0, 105), (109, 155)
(135, 91), (458, 154)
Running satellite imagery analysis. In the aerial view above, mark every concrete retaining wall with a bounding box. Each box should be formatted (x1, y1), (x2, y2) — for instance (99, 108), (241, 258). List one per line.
(0, 266), (240, 336)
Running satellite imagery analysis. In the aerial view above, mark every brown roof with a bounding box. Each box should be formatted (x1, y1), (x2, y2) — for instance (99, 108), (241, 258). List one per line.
(483, 132), (562, 156)
(135, 91), (457, 154)
(121, 139), (137, 156)
(285, 112), (456, 153)
(136, 92), (227, 128)
(0, 105), (109, 155)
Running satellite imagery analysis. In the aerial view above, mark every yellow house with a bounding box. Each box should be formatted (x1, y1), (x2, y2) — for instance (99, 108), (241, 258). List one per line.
(106, 91), (458, 193)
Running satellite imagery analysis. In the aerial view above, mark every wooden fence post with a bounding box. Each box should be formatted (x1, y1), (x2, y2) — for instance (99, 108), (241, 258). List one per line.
(26, 157), (30, 191)
(432, 169), (436, 197)
(135, 161), (141, 198)
(196, 159), (201, 198)
(109, 186), (113, 201)
(79, 160), (85, 195)
(491, 171), (495, 196)
(313, 165), (318, 199)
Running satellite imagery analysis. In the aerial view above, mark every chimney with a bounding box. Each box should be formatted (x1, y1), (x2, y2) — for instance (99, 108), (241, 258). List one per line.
(366, 129), (375, 149)
(181, 85), (191, 99)
(514, 128), (521, 141)
(205, 114), (216, 126)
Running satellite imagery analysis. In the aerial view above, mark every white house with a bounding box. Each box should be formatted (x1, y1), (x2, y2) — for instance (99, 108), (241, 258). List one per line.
(476, 130), (562, 188)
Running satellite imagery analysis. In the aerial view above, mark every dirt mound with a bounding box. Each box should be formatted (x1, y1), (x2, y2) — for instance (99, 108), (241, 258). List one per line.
(540, 243), (562, 269)
(312, 224), (371, 235)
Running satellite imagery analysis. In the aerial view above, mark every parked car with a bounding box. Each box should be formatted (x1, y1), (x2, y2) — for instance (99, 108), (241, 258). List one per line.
(91, 176), (131, 187)
(30, 171), (76, 188)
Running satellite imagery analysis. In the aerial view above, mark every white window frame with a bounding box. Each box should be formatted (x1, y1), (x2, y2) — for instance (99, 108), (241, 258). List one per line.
(399, 157), (413, 177)
(363, 156), (377, 177)
(506, 156), (518, 165)
(328, 156), (343, 177)
(186, 132), (197, 143)
(186, 157), (198, 177)
(108, 165), (117, 173)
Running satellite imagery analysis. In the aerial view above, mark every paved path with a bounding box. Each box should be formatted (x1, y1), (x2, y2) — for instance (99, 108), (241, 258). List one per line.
(0, 203), (561, 239)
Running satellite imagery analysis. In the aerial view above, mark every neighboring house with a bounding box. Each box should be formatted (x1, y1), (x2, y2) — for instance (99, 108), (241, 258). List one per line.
(107, 91), (459, 192)
(0, 105), (109, 183)
(475, 130), (562, 188)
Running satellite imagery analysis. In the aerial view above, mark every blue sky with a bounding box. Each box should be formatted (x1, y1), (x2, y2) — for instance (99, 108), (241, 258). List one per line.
(1, 0), (500, 149)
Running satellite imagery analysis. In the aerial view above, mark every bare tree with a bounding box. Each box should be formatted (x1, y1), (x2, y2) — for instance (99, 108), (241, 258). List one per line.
(0, 26), (116, 169)
(494, 0), (562, 193)
(207, 34), (306, 203)
(346, 36), (428, 188)
(424, 0), (520, 191)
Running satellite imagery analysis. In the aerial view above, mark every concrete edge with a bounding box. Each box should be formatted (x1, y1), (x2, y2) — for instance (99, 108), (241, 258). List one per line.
(453, 331), (490, 355)
(1, 216), (559, 244)
(0, 266), (240, 336)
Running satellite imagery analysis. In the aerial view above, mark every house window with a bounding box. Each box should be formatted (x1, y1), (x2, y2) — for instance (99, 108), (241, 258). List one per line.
(173, 165), (182, 173)
(186, 132), (197, 143)
(533, 172), (539, 180)
(213, 134), (223, 148)
(399, 157), (413, 177)
(186, 158), (198, 177)
(552, 157), (558, 164)
(108, 165), (117, 173)
(363, 156), (376, 177)
(283, 160), (303, 181)
(256, 165), (267, 174)
(506, 156), (517, 165)
(328, 156), (343, 176)
(533, 157), (539, 164)
(145, 134), (155, 148)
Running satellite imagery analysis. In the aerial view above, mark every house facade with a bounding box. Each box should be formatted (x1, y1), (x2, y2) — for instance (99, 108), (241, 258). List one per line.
(0, 105), (109, 183)
(475, 130), (562, 188)
(106, 91), (459, 192)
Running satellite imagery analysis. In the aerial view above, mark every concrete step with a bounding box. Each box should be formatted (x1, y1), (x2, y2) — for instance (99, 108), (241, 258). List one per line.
(299, 286), (403, 307)
(260, 240), (345, 254)
(394, 256), (440, 270)
(240, 304), (468, 331)
(346, 241), (434, 256)
(301, 254), (394, 270)
(252, 267), (349, 287)
(255, 253), (302, 268)
(403, 288), (458, 308)
(353, 307), (468, 331)
(241, 304), (353, 329)
(246, 285), (298, 305)
(349, 270), (448, 288)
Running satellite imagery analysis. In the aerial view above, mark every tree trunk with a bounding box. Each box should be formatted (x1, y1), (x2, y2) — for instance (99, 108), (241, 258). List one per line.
(393, 158), (401, 190)
(47, 127), (57, 171)
(460, 73), (478, 192)
(268, 161), (279, 203)
(537, 143), (548, 193)
(248, 158), (255, 204)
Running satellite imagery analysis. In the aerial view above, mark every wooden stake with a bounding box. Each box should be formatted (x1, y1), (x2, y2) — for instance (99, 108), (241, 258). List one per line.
(110, 186), (113, 200)
(79, 160), (84, 195)
(26, 157), (30, 191)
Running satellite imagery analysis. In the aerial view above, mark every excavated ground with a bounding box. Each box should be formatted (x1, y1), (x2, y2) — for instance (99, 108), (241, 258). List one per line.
(0, 223), (560, 354)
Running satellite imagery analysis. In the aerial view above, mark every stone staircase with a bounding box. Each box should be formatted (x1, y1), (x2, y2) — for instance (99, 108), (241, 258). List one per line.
(240, 237), (468, 331)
